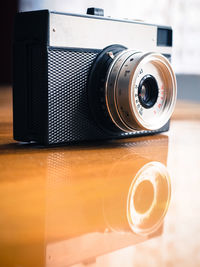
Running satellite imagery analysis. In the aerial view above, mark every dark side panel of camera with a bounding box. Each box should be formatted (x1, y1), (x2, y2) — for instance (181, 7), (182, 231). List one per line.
(14, 9), (49, 44)
(13, 10), (50, 143)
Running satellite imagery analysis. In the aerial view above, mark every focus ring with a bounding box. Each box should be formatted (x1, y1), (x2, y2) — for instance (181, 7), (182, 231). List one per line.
(105, 50), (138, 132)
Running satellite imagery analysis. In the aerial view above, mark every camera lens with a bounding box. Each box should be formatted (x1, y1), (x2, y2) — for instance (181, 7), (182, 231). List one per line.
(105, 50), (177, 131)
(138, 75), (158, 109)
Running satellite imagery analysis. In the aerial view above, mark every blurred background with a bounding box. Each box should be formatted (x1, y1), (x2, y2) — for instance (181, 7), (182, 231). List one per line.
(1, 0), (200, 102)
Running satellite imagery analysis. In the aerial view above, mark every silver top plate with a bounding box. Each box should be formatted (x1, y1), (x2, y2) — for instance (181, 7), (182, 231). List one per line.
(49, 13), (171, 55)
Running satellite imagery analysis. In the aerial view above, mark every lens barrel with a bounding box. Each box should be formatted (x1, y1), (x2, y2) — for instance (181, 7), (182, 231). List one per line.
(105, 50), (177, 131)
(88, 45), (177, 133)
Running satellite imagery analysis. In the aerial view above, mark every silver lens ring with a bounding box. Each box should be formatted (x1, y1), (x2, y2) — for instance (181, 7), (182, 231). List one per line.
(105, 50), (177, 131)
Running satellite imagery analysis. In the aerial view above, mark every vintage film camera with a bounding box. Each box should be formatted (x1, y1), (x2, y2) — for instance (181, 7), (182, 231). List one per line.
(13, 9), (177, 145)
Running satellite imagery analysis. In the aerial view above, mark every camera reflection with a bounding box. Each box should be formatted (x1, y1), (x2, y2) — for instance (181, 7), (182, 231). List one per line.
(45, 136), (171, 266)
(0, 135), (170, 267)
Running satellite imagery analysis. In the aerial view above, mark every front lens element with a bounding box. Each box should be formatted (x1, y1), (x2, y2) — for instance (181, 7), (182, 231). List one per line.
(138, 74), (159, 109)
(105, 51), (177, 131)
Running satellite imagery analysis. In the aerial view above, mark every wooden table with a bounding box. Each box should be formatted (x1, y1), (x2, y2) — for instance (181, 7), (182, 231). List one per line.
(0, 87), (200, 267)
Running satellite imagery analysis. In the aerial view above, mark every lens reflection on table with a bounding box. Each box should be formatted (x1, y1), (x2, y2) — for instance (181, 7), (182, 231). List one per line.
(101, 149), (171, 238)
(127, 162), (171, 235)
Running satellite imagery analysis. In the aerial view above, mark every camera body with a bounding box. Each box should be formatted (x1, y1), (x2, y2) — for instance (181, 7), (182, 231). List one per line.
(13, 10), (174, 145)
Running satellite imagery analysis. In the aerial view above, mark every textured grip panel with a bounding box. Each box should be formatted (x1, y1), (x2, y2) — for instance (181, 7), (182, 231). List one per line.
(48, 48), (109, 144)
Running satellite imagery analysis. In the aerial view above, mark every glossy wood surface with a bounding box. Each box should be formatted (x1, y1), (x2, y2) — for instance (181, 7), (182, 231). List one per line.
(0, 87), (200, 267)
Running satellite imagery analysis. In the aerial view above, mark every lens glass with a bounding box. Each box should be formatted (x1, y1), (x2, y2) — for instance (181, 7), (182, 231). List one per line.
(138, 75), (159, 109)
